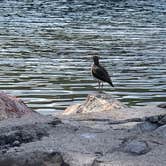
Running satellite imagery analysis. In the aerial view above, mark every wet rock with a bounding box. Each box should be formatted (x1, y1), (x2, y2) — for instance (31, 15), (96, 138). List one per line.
(63, 94), (127, 115)
(122, 139), (150, 155)
(0, 92), (34, 121)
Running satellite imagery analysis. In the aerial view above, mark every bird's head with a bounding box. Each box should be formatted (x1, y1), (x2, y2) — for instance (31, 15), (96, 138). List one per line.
(93, 55), (99, 65)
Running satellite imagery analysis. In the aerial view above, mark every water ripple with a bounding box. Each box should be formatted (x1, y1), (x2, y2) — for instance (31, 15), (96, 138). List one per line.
(0, 0), (166, 114)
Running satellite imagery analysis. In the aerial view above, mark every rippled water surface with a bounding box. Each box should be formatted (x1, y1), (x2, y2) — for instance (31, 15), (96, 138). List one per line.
(0, 0), (166, 114)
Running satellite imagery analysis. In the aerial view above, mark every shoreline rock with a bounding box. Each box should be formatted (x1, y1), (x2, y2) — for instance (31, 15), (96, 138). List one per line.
(0, 92), (35, 121)
(0, 92), (166, 166)
(63, 93), (127, 115)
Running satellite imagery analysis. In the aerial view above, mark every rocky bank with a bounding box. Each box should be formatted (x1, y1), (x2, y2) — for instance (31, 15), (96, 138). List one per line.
(0, 92), (166, 166)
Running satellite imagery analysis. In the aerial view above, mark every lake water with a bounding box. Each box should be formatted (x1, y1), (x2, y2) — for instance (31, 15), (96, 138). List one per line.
(0, 0), (165, 114)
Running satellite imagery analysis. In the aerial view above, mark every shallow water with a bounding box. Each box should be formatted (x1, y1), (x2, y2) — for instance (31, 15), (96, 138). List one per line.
(0, 0), (166, 114)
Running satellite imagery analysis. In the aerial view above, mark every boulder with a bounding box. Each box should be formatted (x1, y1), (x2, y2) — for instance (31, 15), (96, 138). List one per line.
(0, 92), (34, 120)
(63, 93), (127, 115)
(122, 139), (150, 155)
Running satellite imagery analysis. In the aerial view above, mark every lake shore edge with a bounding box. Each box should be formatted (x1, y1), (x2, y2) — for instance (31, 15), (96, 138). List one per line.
(0, 92), (166, 166)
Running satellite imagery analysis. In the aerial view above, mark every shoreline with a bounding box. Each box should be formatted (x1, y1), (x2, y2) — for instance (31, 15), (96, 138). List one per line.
(0, 92), (166, 166)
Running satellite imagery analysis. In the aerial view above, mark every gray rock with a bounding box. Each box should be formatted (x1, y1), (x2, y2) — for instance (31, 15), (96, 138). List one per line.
(132, 121), (158, 133)
(0, 93), (166, 165)
(155, 125), (166, 138)
(158, 103), (166, 109)
(0, 122), (49, 149)
(0, 151), (69, 166)
(158, 115), (166, 125)
(122, 139), (150, 155)
(63, 152), (96, 166)
(12, 140), (20, 147)
(146, 115), (163, 123)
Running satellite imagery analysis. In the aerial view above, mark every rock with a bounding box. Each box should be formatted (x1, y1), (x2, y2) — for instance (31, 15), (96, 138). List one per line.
(158, 115), (166, 125)
(122, 139), (150, 155)
(0, 93), (166, 165)
(0, 120), (49, 150)
(63, 94), (127, 115)
(0, 151), (69, 166)
(63, 152), (96, 166)
(158, 103), (166, 109)
(0, 92), (34, 121)
(63, 104), (81, 115)
(146, 115), (163, 123)
(12, 140), (20, 147)
(131, 121), (159, 133)
(47, 117), (62, 126)
(155, 125), (166, 138)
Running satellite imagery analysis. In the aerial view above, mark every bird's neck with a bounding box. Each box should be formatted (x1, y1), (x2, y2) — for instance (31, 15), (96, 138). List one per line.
(94, 61), (99, 65)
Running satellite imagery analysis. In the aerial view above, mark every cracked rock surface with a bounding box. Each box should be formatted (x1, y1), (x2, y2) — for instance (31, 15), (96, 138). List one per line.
(0, 93), (166, 166)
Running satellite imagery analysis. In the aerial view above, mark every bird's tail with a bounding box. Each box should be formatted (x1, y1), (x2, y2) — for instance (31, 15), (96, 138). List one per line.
(109, 81), (114, 87)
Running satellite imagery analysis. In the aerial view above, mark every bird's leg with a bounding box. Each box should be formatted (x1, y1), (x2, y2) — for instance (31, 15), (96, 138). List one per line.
(98, 80), (100, 89)
(101, 82), (103, 88)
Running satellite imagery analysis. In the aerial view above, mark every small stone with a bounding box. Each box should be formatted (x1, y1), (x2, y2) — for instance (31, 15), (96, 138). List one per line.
(1, 149), (7, 154)
(158, 103), (166, 109)
(48, 118), (62, 126)
(123, 140), (150, 155)
(12, 140), (20, 147)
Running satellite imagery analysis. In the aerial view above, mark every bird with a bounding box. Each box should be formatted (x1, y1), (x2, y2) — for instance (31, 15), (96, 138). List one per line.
(91, 55), (114, 88)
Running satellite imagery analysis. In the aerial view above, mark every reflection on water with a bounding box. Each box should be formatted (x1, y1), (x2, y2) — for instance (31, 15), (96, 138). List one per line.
(0, 0), (166, 114)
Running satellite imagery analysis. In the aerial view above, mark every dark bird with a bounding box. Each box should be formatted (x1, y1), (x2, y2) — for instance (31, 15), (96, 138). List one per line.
(91, 55), (114, 88)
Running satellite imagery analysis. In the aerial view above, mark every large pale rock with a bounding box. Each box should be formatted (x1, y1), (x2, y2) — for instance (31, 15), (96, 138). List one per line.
(63, 94), (127, 115)
(0, 92), (33, 120)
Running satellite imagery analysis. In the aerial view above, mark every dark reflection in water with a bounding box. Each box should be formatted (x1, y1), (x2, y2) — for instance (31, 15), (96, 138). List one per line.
(0, 0), (166, 114)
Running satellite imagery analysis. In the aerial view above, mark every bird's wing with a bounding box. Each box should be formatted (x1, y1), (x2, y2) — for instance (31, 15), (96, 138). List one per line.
(92, 64), (111, 83)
